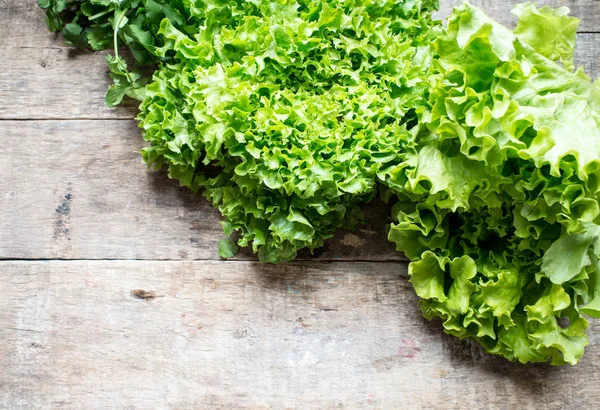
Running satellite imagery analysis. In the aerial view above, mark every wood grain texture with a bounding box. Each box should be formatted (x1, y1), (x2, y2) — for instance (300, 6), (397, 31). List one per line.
(3, 2), (600, 409)
(1, 2), (599, 120)
(1, 260), (599, 410)
(0, 46), (139, 120)
(0, 120), (401, 261)
(0, 1), (138, 120)
(576, 33), (600, 79)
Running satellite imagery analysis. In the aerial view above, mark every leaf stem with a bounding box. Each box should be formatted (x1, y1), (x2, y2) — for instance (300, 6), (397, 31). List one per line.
(88, 9), (111, 21)
(112, 8), (134, 85)
(113, 10), (125, 60)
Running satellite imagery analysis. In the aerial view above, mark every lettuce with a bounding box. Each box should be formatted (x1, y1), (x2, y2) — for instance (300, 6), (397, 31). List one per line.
(134, 0), (440, 262)
(40, 0), (600, 365)
(387, 3), (600, 365)
(39, 0), (440, 262)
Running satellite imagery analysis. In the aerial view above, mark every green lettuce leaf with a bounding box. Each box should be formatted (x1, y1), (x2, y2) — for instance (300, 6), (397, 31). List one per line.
(388, 2), (600, 365)
(135, 0), (440, 261)
(512, 3), (579, 71)
(40, 0), (600, 365)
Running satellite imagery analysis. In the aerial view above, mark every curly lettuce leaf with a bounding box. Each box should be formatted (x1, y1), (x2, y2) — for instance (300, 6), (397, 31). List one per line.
(135, 0), (440, 262)
(40, 0), (600, 364)
(388, 2), (600, 365)
(512, 3), (579, 71)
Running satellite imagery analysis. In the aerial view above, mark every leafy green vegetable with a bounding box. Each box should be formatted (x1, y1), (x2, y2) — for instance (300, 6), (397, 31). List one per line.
(218, 238), (239, 259)
(513, 3), (579, 71)
(136, 0), (440, 262)
(37, 0), (174, 64)
(39, 0), (600, 365)
(40, 0), (440, 262)
(386, 2), (600, 365)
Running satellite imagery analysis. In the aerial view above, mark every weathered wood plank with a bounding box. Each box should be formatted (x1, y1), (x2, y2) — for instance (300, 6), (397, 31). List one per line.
(576, 33), (600, 79)
(0, 46), (139, 120)
(0, 260), (599, 409)
(437, 0), (600, 31)
(0, 0), (137, 120)
(1, 2), (599, 120)
(1, 1), (57, 48)
(0, 120), (400, 261)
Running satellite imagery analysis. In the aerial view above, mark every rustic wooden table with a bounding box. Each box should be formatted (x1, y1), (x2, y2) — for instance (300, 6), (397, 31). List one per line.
(1, 1), (600, 408)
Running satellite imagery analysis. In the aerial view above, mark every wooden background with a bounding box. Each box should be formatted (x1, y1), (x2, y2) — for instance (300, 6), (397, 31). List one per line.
(1, 1), (600, 408)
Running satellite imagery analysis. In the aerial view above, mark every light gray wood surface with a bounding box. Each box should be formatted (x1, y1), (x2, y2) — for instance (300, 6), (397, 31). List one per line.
(1, 1), (600, 409)
(2, 261), (600, 409)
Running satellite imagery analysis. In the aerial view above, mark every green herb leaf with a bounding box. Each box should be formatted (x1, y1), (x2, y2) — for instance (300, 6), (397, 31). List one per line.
(218, 238), (239, 259)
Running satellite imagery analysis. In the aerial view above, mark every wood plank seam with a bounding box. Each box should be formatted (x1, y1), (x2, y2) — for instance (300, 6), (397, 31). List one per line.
(0, 257), (409, 263)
